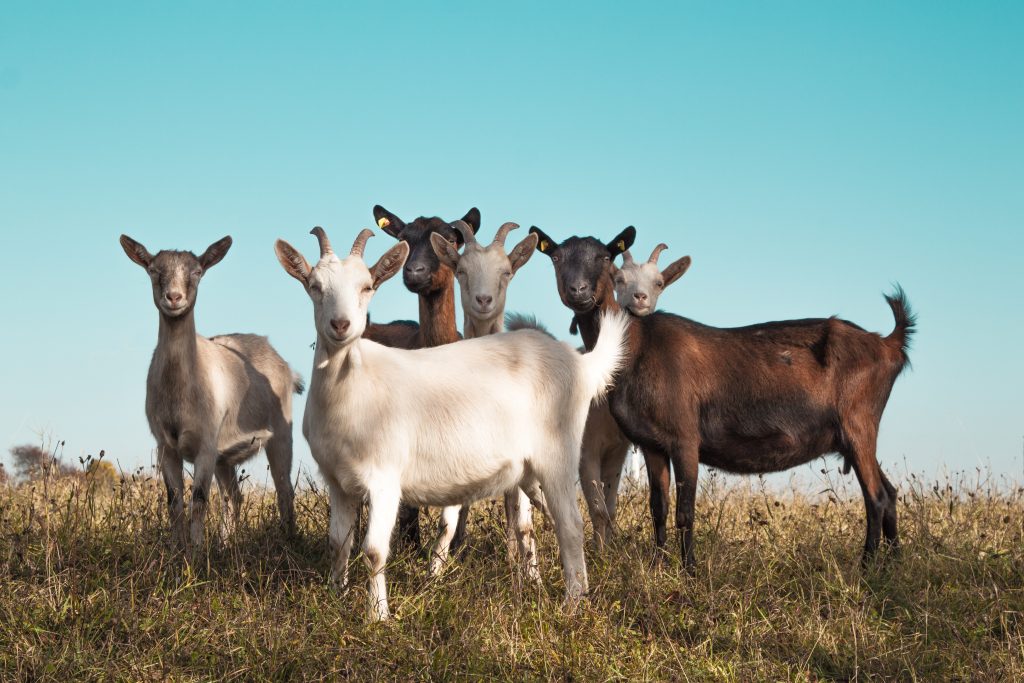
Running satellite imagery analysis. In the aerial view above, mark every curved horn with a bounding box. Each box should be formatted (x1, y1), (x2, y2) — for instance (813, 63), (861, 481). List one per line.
(309, 226), (334, 258)
(648, 243), (669, 265)
(349, 228), (375, 258)
(621, 249), (635, 265)
(452, 220), (477, 246)
(492, 222), (520, 247)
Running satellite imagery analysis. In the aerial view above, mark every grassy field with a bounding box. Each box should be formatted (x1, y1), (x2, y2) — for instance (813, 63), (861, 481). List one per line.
(1, 465), (1022, 681)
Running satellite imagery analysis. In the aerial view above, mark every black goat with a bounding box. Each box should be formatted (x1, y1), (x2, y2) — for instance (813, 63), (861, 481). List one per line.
(530, 225), (915, 568)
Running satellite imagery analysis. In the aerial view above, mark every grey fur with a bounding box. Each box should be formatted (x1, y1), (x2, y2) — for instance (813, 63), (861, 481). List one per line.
(120, 234), (302, 548)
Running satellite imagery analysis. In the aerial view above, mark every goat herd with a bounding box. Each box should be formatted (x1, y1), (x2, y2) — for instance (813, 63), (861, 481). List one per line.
(119, 205), (915, 621)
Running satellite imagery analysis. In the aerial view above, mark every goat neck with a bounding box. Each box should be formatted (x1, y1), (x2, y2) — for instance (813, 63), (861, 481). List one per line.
(575, 277), (622, 352)
(417, 268), (459, 347)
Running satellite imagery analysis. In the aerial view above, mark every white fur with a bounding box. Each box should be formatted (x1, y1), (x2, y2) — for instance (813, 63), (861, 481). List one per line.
(279, 230), (627, 620)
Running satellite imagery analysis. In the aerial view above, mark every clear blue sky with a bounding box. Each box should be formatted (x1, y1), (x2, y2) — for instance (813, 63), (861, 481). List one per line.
(1, 2), (1021, 486)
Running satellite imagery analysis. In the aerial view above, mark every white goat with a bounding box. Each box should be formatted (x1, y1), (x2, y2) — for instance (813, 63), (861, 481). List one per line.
(612, 244), (691, 315)
(580, 243), (692, 551)
(429, 220), (541, 579)
(120, 235), (302, 548)
(275, 226), (627, 621)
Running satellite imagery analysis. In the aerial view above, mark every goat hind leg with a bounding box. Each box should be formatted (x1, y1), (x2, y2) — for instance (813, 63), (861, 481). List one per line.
(505, 489), (540, 584)
(429, 505), (462, 577)
(265, 432), (297, 535)
(214, 462), (243, 541)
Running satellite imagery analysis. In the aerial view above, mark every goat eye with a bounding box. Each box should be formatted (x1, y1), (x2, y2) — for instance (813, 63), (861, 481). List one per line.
(309, 283), (321, 293)
(362, 285), (373, 294)
(551, 255), (560, 263)
(503, 271), (512, 278)
(191, 270), (202, 278)
(656, 280), (665, 288)
(603, 255), (610, 262)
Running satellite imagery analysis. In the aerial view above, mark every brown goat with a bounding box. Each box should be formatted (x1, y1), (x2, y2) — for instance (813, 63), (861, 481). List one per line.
(363, 205), (480, 549)
(531, 225), (915, 569)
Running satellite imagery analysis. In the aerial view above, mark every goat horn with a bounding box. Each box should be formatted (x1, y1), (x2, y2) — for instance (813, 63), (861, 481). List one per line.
(349, 228), (375, 258)
(309, 226), (334, 258)
(648, 243), (669, 265)
(492, 222), (520, 247)
(621, 249), (635, 265)
(451, 220), (477, 246)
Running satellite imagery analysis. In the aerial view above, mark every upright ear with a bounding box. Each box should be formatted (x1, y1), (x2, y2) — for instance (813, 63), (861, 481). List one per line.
(372, 205), (405, 239)
(370, 241), (410, 289)
(200, 236), (232, 270)
(508, 232), (539, 274)
(275, 239), (312, 284)
(429, 232), (460, 270)
(530, 226), (558, 257)
(119, 234), (153, 268)
(661, 255), (692, 288)
(606, 226), (636, 257)
(461, 208), (481, 233)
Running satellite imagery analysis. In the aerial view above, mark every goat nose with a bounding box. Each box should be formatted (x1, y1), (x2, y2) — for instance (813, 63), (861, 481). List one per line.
(634, 292), (648, 303)
(166, 292), (183, 304)
(569, 283), (590, 296)
(476, 295), (493, 307)
(405, 263), (427, 275)
(330, 318), (350, 335)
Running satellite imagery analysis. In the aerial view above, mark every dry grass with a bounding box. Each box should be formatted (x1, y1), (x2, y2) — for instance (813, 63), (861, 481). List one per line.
(1, 466), (1022, 681)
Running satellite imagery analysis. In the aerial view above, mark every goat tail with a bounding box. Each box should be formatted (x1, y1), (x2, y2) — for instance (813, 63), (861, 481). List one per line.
(580, 310), (630, 402)
(292, 372), (306, 396)
(884, 284), (916, 369)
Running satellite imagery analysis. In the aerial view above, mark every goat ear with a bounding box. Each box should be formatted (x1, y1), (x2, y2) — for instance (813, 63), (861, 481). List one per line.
(530, 226), (557, 257)
(508, 232), (539, 274)
(606, 226), (636, 257)
(461, 208), (481, 233)
(372, 205), (404, 239)
(370, 241), (409, 289)
(275, 239), (312, 284)
(200, 236), (232, 270)
(661, 255), (692, 288)
(120, 234), (153, 268)
(429, 232), (460, 270)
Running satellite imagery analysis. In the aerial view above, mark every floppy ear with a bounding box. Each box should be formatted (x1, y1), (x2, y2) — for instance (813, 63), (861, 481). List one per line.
(275, 239), (312, 284)
(120, 234), (153, 268)
(370, 241), (410, 288)
(661, 255), (692, 288)
(508, 232), (539, 274)
(461, 208), (482, 233)
(606, 226), (636, 257)
(430, 232), (461, 270)
(200, 236), (232, 270)
(372, 205), (405, 239)
(529, 226), (558, 257)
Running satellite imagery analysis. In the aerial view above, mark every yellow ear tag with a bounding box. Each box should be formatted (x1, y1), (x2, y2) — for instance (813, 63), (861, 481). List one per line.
(540, 240), (549, 252)
(377, 217), (390, 229)
(617, 240), (626, 251)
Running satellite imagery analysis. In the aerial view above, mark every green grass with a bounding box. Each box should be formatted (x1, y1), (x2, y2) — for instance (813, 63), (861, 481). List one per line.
(1, 468), (1022, 681)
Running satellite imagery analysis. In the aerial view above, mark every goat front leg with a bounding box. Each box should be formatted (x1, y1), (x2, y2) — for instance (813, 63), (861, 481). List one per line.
(327, 480), (359, 589)
(159, 444), (187, 549)
(364, 484), (401, 621)
(188, 436), (219, 549)
(429, 505), (462, 576)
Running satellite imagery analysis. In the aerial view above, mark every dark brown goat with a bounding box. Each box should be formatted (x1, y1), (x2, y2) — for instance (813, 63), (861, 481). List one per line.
(530, 225), (915, 569)
(364, 205), (480, 549)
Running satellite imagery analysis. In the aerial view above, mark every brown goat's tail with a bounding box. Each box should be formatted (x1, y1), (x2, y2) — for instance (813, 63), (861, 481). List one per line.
(292, 372), (306, 396)
(884, 284), (916, 370)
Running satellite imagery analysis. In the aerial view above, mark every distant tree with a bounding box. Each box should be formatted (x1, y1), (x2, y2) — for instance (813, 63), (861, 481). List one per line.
(0, 462), (9, 486)
(86, 457), (118, 485)
(9, 444), (76, 480)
